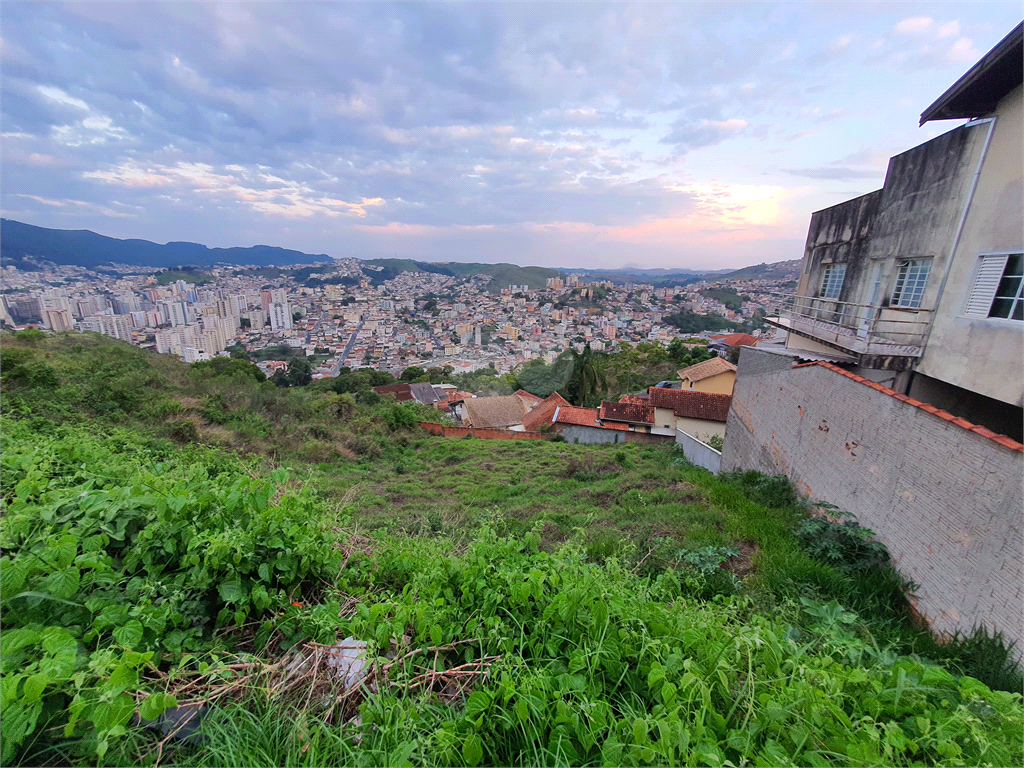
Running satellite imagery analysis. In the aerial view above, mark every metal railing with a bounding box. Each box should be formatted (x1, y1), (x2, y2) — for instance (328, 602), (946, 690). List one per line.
(765, 292), (932, 354)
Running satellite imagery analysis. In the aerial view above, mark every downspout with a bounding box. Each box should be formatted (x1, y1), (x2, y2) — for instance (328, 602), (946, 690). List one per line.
(907, 116), (997, 394)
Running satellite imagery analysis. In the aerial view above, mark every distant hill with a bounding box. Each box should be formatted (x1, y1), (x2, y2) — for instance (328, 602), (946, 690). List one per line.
(717, 260), (801, 281)
(363, 258), (560, 292)
(0, 219), (327, 269)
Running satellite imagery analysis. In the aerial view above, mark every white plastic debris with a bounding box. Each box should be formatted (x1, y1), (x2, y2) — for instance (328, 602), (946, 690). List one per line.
(325, 636), (369, 689)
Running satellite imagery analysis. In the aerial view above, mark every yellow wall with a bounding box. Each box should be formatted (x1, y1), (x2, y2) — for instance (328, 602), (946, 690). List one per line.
(676, 416), (726, 440)
(654, 406), (726, 438)
(687, 371), (736, 395)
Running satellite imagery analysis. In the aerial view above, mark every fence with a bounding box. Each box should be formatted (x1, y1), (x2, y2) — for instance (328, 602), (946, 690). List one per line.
(675, 430), (722, 474)
(418, 422), (550, 441)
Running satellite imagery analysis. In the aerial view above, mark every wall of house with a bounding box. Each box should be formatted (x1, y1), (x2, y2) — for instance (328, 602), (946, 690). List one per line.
(675, 416), (726, 440)
(652, 406), (726, 439)
(676, 430), (721, 474)
(913, 85), (1024, 408)
(796, 122), (987, 344)
(722, 348), (1023, 650)
(690, 372), (735, 394)
(559, 426), (674, 445)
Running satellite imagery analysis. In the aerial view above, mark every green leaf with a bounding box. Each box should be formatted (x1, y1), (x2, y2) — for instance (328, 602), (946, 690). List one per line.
(430, 624), (443, 646)
(22, 673), (48, 703)
(104, 665), (138, 695)
(91, 693), (135, 732)
(258, 563), (271, 583)
(515, 698), (529, 723)
(464, 690), (491, 719)
(112, 620), (144, 648)
(218, 575), (245, 603)
(139, 693), (178, 721)
(462, 733), (483, 767)
(45, 567), (81, 600)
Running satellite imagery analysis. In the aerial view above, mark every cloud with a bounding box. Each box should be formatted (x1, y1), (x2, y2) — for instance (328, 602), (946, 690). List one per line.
(660, 118), (748, 151)
(782, 167), (883, 180)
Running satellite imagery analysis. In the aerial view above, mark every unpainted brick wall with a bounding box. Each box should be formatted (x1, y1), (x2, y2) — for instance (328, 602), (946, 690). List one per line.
(722, 348), (1024, 650)
(418, 422), (549, 441)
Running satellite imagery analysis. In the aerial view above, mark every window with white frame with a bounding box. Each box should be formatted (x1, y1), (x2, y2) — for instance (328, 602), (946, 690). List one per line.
(964, 253), (1023, 321)
(890, 259), (931, 308)
(819, 263), (846, 300)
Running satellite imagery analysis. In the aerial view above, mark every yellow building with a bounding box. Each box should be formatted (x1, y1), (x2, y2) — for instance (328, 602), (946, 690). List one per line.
(677, 357), (737, 395)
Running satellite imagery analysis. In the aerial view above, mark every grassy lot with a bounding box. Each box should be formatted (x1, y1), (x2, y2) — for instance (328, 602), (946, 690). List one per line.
(1, 330), (1021, 767)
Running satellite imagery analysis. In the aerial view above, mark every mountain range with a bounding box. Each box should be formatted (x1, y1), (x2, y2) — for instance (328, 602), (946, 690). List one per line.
(0, 219), (799, 286)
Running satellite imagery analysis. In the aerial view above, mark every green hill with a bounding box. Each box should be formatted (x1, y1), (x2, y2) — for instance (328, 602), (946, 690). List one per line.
(717, 259), (801, 281)
(363, 259), (560, 292)
(1, 330), (1020, 767)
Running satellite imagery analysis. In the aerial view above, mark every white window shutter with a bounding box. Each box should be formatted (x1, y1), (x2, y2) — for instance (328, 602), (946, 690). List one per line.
(964, 255), (1009, 317)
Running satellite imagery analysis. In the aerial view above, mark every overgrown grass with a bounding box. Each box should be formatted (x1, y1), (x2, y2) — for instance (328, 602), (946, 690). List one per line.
(1, 330), (1021, 766)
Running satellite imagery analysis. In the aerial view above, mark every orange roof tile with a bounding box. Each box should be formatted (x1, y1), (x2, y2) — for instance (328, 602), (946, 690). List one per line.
(553, 405), (600, 427)
(647, 388), (732, 422)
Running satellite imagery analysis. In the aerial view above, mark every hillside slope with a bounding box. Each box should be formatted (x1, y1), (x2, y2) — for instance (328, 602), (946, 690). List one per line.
(0, 219), (327, 269)
(1, 330), (1020, 767)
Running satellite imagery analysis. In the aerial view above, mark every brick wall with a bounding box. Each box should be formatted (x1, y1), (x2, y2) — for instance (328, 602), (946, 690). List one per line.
(560, 425), (676, 445)
(723, 348), (1024, 650)
(418, 422), (549, 441)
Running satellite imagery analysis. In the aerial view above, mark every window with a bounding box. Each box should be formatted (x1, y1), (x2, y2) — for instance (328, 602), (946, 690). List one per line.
(890, 259), (931, 308)
(819, 263), (846, 300)
(965, 253), (1023, 320)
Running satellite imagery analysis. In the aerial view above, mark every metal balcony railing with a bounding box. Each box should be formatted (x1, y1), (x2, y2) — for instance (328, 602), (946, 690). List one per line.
(764, 292), (932, 357)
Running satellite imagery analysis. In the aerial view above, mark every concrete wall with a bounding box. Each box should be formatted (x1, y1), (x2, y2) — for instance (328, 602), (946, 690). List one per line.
(676, 430), (722, 474)
(722, 348), (1023, 649)
(560, 425), (674, 445)
(915, 85), (1024, 408)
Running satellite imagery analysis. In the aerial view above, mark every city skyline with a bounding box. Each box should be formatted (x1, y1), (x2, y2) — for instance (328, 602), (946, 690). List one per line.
(2, 2), (1020, 270)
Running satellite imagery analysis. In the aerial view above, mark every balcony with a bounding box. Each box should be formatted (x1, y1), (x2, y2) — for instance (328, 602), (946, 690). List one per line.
(764, 293), (931, 358)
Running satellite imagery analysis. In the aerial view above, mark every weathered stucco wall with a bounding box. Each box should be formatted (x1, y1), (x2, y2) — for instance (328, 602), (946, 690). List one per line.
(796, 119), (986, 323)
(915, 85), (1024, 407)
(722, 348), (1023, 650)
(689, 373), (736, 395)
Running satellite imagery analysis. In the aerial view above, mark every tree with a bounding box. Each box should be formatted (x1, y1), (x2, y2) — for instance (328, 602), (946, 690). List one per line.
(287, 357), (312, 387)
(227, 343), (249, 360)
(400, 365), (425, 382)
(565, 343), (607, 406)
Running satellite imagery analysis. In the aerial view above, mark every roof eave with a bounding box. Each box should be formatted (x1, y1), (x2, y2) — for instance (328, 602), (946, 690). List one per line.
(919, 22), (1024, 125)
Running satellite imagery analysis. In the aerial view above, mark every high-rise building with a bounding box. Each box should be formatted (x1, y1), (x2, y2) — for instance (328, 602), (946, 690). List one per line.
(269, 302), (293, 331)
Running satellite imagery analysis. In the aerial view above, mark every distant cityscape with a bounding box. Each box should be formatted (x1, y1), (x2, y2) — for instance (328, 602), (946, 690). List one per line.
(0, 254), (797, 378)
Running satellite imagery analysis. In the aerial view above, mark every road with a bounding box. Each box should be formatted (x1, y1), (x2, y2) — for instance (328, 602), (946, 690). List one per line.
(328, 319), (365, 376)
(305, 310), (329, 344)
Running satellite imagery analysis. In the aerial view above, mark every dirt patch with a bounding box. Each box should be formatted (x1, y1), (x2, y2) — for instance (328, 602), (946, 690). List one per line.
(668, 481), (706, 503)
(623, 522), (679, 540)
(540, 522), (570, 549)
(722, 540), (760, 578)
(389, 493), (406, 506)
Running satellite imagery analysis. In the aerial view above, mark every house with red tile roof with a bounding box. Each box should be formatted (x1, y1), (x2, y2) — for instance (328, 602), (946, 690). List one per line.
(598, 400), (655, 432)
(647, 386), (731, 440)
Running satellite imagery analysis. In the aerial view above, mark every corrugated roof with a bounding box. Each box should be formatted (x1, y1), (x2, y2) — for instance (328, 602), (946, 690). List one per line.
(462, 395), (529, 428)
(648, 387), (731, 422)
(677, 356), (736, 383)
(599, 400), (654, 424)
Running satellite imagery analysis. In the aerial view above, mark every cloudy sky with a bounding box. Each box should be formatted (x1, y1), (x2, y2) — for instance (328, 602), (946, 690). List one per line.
(2, 2), (1020, 270)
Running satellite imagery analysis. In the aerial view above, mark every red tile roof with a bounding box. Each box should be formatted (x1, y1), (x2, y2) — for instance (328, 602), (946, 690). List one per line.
(599, 400), (654, 424)
(372, 383), (414, 402)
(522, 391), (569, 432)
(719, 333), (758, 347)
(792, 362), (1024, 453)
(514, 389), (543, 405)
(619, 394), (647, 405)
(553, 405), (600, 427)
(647, 387), (732, 422)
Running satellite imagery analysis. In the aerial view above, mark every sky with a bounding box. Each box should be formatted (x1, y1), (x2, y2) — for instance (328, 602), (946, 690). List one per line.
(1, 2), (1021, 271)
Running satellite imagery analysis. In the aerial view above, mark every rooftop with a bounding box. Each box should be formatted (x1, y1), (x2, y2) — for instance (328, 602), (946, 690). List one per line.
(647, 387), (732, 422)
(599, 400), (655, 424)
(677, 356), (737, 383)
(461, 395), (529, 428)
